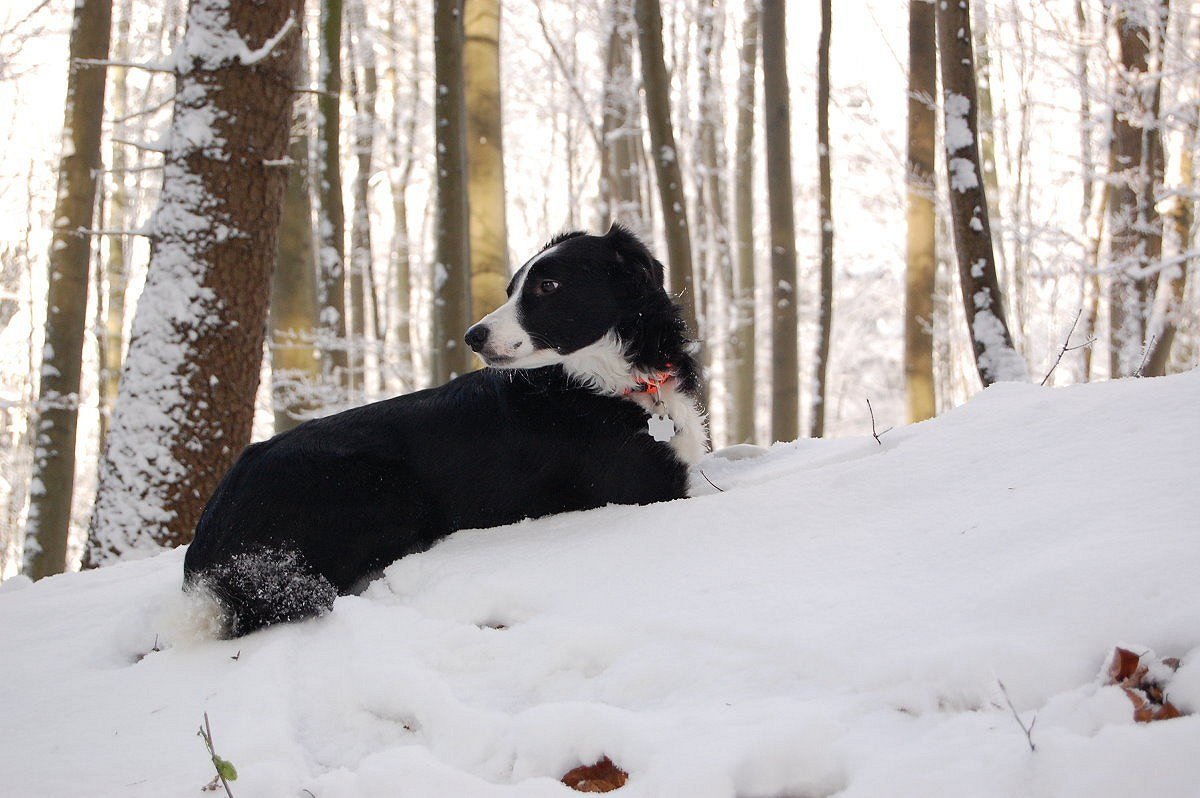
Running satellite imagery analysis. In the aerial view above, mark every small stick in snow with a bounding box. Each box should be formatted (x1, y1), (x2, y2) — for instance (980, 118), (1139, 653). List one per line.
(698, 470), (725, 492)
(997, 679), (1036, 752)
(198, 712), (237, 798)
(1040, 308), (1096, 386)
(866, 398), (892, 446)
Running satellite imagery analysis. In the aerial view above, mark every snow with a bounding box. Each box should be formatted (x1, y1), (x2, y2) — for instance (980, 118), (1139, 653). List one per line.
(2, 371), (1200, 796)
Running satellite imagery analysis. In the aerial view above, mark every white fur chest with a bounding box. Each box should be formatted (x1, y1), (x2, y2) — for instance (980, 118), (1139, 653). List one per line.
(624, 386), (708, 466)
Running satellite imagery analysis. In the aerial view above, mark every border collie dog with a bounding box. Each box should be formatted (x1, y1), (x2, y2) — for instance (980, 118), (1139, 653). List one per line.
(183, 224), (706, 636)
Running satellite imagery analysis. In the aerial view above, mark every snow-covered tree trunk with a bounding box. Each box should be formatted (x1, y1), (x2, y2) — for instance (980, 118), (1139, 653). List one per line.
(809, 0), (833, 439)
(464, 0), (508, 320)
(432, 0), (474, 383)
(25, 0), (112, 578)
(636, 0), (699, 339)
(935, 0), (1028, 387)
(86, 0), (304, 565)
(386, 0), (417, 392)
(762, 0), (799, 441)
(317, 0), (349, 391)
(905, 0), (937, 422)
(729, 0), (758, 445)
(1107, 0), (1168, 377)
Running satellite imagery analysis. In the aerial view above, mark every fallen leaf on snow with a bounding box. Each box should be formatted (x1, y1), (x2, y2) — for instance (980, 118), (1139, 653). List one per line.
(561, 757), (628, 792)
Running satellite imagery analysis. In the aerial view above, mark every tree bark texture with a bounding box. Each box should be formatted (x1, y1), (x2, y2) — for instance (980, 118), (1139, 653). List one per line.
(270, 128), (322, 434)
(464, 0), (508, 320)
(729, 0), (758, 444)
(317, 0), (350, 390)
(905, 0), (937, 422)
(387, 0), (417, 391)
(810, 0), (833, 438)
(599, 0), (646, 236)
(25, 0), (112, 578)
(636, 0), (700, 339)
(1107, 0), (1168, 376)
(432, 0), (474, 382)
(348, 0), (379, 392)
(762, 0), (799, 442)
(936, 0), (1028, 386)
(87, 0), (303, 564)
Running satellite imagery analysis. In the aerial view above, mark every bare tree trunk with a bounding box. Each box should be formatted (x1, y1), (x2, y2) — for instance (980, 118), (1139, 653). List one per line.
(25, 0), (112, 578)
(729, 0), (758, 444)
(696, 0), (730, 444)
(762, 0), (799, 441)
(810, 0), (833, 438)
(432, 0), (474, 382)
(348, 0), (379, 393)
(87, 0), (303, 564)
(636, 0), (700, 339)
(386, 0), (417, 391)
(317, 0), (349, 392)
(1108, 0), (1169, 376)
(99, 0), (133, 452)
(936, 0), (1027, 386)
(464, 0), (508, 320)
(270, 127), (322, 434)
(1145, 8), (1196, 376)
(599, 0), (646, 235)
(905, 0), (937, 422)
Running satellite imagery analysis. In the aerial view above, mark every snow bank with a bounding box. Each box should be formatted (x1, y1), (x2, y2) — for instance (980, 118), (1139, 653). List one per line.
(2, 371), (1198, 797)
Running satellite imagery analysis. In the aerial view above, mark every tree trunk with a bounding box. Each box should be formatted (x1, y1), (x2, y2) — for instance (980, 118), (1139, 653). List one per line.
(1145, 7), (1196, 377)
(636, 0), (700, 339)
(464, 0), (508, 320)
(99, 0), (133, 452)
(348, 0), (379, 393)
(1108, 0), (1168, 376)
(762, 0), (799, 442)
(25, 0), (112, 578)
(598, 0), (646, 235)
(432, 0), (474, 383)
(86, 0), (303, 565)
(729, 0), (758, 444)
(317, 0), (350, 391)
(387, 0), (417, 391)
(935, 0), (1027, 386)
(810, 0), (833, 438)
(270, 128), (322, 434)
(905, 0), (937, 422)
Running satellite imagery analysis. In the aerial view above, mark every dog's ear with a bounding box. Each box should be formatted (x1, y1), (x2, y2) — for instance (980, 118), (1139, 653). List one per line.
(604, 222), (665, 286)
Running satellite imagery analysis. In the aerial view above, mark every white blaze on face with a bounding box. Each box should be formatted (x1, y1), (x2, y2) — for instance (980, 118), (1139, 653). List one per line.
(473, 245), (561, 368)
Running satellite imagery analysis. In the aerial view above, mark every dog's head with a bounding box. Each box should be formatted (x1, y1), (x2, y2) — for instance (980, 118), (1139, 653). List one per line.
(464, 224), (667, 369)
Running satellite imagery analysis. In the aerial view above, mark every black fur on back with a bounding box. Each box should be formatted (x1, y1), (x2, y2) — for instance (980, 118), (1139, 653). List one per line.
(183, 224), (699, 637)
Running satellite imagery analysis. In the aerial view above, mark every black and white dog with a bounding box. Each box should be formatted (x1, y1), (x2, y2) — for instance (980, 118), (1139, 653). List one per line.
(183, 224), (706, 636)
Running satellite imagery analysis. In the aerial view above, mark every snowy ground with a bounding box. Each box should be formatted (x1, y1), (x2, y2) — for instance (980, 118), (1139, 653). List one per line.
(1, 371), (1198, 797)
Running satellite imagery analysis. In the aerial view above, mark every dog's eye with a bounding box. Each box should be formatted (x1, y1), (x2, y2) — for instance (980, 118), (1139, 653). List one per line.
(536, 279), (560, 295)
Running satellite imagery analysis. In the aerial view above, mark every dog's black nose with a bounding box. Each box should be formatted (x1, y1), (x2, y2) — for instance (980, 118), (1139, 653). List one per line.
(464, 324), (490, 353)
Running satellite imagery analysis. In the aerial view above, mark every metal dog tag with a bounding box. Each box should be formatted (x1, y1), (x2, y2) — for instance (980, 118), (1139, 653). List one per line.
(648, 412), (676, 443)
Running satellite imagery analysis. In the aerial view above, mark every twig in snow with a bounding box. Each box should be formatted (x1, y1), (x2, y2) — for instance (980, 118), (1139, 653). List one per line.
(865, 397), (892, 446)
(997, 679), (1037, 752)
(1040, 308), (1096, 386)
(698, 470), (725, 492)
(1134, 336), (1156, 378)
(197, 712), (237, 797)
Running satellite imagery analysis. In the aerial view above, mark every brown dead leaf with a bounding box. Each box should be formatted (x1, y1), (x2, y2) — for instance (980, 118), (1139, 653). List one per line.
(561, 757), (628, 793)
(1107, 647), (1144, 684)
(1106, 647), (1187, 724)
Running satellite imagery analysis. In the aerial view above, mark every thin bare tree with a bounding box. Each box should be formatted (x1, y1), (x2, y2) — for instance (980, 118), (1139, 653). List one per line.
(905, 0), (937, 421)
(598, 0), (647, 235)
(432, 0), (474, 382)
(810, 0), (833, 438)
(317, 0), (350, 391)
(25, 0), (112, 578)
(762, 0), (799, 441)
(729, 0), (758, 444)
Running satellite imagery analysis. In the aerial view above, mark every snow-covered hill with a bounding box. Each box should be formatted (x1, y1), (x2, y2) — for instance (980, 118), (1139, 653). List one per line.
(2, 371), (1198, 797)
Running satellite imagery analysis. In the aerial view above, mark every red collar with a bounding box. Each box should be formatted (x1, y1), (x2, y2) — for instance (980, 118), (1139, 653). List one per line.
(623, 364), (674, 397)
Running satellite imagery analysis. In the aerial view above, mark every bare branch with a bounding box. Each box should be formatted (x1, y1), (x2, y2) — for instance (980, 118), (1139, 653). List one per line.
(997, 679), (1037, 752)
(865, 397), (893, 446)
